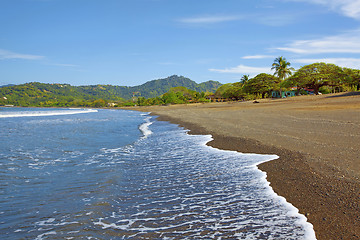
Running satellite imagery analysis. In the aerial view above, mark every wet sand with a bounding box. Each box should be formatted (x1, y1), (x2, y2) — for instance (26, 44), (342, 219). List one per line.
(125, 92), (360, 240)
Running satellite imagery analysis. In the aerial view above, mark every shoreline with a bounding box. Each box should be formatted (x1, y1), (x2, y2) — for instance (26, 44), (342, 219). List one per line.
(126, 93), (360, 240)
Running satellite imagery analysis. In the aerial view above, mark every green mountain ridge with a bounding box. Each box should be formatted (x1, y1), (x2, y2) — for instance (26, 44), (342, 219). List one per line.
(0, 75), (222, 107)
(128, 75), (221, 99)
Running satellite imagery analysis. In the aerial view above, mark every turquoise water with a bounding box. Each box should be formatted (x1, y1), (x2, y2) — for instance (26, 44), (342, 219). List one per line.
(0, 108), (316, 239)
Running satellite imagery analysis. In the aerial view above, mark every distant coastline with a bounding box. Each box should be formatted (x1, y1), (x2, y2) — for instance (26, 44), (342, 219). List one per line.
(126, 93), (360, 240)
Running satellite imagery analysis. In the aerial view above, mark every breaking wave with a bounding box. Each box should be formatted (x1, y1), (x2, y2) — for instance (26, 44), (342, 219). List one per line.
(0, 108), (97, 118)
(139, 116), (153, 138)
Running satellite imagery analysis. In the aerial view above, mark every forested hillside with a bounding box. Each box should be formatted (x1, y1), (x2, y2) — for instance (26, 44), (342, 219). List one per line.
(76, 75), (221, 99)
(0, 75), (222, 107)
(120, 75), (221, 99)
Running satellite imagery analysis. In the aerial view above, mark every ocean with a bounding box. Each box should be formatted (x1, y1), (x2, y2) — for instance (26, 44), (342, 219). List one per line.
(0, 108), (316, 239)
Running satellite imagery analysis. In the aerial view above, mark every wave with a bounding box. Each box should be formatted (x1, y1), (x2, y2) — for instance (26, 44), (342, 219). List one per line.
(99, 113), (153, 157)
(0, 109), (98, 118)
(90, 123), (317, 239)
(189, 133), (316, 239)
(139, 116), (153, 138)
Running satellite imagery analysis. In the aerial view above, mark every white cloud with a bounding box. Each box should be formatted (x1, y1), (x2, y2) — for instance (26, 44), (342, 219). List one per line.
(0, 49), (44, 60)
(178, 15), (241, 24)
(209, 64), (272, 74)
(339, 1), (360, 19)
(242, 55), (276, 59)
(293, 58), (360, 69)
(178, 13), (295, 27)
(275, 29), (360, 54)
(288, 0), (360, 19)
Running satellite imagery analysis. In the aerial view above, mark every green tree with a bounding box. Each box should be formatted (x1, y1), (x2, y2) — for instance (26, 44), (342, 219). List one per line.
(147, 97), (163, 105)
(240, 75), (249, 84)
(170, 86), (196, 100)
(93, 99), (106, 107)
(137, 97), (146, 106)
(225, 82), (246, 100)
(214, 83), (245, 100)
(289, 63), (344, 94)
(272, 56), (295, 80)
(244, 73), (278, 98)
(162, 91), (182, 104)
(343, 68), (360, 91)
(214, 83), (232, 98)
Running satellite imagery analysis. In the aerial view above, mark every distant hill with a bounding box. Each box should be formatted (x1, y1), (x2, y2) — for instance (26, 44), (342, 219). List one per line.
(0, 82), (118, 107)
(0, 75), (222, 107)
(124, 75), (222, 99)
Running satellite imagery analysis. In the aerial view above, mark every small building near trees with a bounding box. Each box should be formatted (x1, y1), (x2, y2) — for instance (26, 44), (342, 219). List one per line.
(271, 89), (297, 98)
(271, 87), (317, 98)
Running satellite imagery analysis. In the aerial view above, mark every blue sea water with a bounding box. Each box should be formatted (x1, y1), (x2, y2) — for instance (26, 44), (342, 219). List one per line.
(0, 108), (316, 239)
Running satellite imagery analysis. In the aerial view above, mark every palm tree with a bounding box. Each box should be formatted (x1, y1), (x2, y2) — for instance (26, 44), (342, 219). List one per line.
(271, 56), (295, 97)
(240, 74), (249, 84)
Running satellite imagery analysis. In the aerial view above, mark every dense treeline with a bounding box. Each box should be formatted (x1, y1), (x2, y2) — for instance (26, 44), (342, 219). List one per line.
(129, 87), (210, 106)
(215, 59), (360, 100)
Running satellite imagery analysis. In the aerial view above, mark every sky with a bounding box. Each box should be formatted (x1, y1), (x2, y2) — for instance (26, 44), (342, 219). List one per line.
(1, 0), (360, 86)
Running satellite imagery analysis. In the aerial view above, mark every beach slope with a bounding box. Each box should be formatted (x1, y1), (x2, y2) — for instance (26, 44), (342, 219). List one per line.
(126, 92), (360, 240)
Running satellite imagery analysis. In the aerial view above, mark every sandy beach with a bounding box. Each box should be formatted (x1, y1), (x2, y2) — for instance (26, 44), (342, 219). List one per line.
(126, 92), (360, 240)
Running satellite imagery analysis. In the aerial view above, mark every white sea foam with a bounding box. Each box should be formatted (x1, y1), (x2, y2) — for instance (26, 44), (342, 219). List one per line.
(36, 218), (79, 227)
(89, 124), (317, 239)
(100, 145), (134, 154)
(0, 108), (97, 118)
(189, 132), (317, 240)
(257, 164), (317, 240)
(34, 231), (57, 240)
(139, 116), (153, 138)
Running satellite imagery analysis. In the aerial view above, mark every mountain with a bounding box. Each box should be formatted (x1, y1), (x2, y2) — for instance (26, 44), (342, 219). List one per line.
(0, 75), (222, 107)
(124, 75), (222, 99)
(0, 82), (121, 107)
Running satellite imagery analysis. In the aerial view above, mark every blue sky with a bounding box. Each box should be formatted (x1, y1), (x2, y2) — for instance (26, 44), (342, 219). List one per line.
(1, 0), (360, 86)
